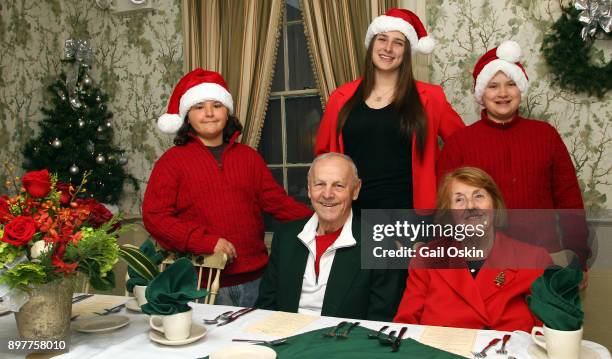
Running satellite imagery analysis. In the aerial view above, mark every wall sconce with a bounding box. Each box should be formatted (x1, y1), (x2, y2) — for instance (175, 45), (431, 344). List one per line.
(95, 0), (155, 13)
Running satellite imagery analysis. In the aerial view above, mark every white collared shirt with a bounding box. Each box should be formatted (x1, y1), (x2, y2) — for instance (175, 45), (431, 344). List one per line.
(296, 211), (357, 316)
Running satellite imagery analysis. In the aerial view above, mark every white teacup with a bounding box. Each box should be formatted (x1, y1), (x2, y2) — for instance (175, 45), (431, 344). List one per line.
(150, 309), (192, 341)
(133, 285), (148, 306)
(531, 324), (583, 359)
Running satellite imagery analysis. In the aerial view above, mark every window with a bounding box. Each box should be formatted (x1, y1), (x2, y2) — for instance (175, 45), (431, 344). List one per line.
(258, 0), (322, 230)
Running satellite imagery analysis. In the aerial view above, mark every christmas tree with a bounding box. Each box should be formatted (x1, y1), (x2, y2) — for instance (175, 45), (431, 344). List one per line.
(23, 60), (135, 204)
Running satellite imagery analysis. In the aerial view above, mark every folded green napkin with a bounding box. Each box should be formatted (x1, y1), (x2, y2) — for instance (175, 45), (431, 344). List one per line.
(141, 257), (208, 315)
(527, 258), (584, 330)
(201, 326), (464, 359)
(125, 239), (166, 292)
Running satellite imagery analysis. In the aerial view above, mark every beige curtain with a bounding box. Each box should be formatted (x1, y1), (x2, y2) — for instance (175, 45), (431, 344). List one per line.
(300, 0), (398, 105)
(181, 0), (283, 147)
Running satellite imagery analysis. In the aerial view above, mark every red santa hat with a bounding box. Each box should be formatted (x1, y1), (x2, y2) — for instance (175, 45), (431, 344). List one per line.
(364, 8), (436, 54)
(473, 40), (529, 107)
(157, 68), (234, 134)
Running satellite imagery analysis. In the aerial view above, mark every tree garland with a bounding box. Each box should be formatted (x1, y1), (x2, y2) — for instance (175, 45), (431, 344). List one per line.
(541, 7), (612, 98)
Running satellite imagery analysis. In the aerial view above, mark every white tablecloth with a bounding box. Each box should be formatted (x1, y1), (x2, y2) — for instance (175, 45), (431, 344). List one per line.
(0, 297), (609, 359)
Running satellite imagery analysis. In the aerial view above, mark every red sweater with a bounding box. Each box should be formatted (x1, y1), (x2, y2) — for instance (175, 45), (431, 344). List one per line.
(315, 79), (465, 209)
(437, 112), (589, 262)
(142, 133), (312, 286)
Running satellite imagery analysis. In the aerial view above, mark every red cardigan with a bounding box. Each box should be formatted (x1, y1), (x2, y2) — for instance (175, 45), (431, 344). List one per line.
(314, 79), (464, 210)
(142, 133), (312, 286)
(393, 233), (552, 332)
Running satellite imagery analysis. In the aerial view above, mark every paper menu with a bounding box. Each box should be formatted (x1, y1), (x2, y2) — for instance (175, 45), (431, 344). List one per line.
(418, 325), (477, 357)
(243, 311), (318, 337)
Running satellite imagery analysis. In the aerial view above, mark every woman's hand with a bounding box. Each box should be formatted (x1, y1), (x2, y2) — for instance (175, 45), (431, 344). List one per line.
(214, 237), (237, 263)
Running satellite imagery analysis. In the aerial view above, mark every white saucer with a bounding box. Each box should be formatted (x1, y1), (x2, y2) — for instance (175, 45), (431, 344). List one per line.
(149, 324), (207, 346)
(528, 343), (600, 359)
(209, 344), (277, 359)
(125, 298), (143, 312)
(73, 315), (130, 333)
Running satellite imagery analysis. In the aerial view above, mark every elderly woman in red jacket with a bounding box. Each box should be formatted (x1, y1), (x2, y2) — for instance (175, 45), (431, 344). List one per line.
(315, 8), (464, 212)
(393, 167), (552, 331)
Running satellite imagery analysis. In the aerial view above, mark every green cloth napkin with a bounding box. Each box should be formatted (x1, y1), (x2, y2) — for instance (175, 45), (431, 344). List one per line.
(125, 239), (166, 292)
(527, 258), (584, 330)
(201, 326), (465, 359)
(141, 257), (208, 315)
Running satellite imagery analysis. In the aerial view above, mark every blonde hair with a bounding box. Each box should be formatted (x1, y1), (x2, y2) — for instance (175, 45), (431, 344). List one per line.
(436, 167), (507, 227)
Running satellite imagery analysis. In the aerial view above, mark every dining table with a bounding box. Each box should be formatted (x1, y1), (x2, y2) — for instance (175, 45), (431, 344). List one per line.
(0, 295), (609, 359)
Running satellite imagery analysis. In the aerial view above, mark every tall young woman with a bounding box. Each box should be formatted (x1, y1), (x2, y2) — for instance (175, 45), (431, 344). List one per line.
(315, 8), (465, 212)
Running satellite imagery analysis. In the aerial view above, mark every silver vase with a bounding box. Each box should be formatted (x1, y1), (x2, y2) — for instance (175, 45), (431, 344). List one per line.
(14, 276), (75, 340)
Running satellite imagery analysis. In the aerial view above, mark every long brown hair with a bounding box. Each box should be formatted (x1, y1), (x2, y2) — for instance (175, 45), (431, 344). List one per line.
(336, 34), (427, 159)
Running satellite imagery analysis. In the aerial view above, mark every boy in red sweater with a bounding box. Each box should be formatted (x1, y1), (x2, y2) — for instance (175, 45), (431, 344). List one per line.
(437, 41), (590, 273)
(143, 69), (312, 306)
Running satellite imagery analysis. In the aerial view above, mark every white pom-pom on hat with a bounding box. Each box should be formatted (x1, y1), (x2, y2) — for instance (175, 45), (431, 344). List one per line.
(157, 113), (183, 134)
(496, 40), (522, 63)
(415, 36), (436, 55)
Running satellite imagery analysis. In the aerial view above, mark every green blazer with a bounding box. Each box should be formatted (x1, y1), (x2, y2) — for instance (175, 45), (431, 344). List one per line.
(256, 216), (404, 322)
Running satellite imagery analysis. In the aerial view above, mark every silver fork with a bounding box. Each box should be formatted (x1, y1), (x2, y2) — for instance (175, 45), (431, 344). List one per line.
(472, 338), (501, 358)
(93, 303), (125, 316)
(232, 337), (288, 346)
(496, 334), (511, 354)
(203, 311), (233, 324)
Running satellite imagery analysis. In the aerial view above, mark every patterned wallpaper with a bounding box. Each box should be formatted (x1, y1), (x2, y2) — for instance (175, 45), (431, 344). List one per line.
(1, 0), (610, 213)
(0, 0), (183, 214)
(427, 0), (612, 212)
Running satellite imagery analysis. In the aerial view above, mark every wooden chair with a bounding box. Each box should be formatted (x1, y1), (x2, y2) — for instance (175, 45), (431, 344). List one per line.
(159, 252), (228, 304)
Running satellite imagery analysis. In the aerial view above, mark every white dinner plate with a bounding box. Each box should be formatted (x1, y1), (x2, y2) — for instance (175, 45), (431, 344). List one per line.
(73, 315), (130, 333)
(528, 343), (600, 359)
(209, 344), (277, 359)
(149, 324), (207, 346)
(125, 298), (142, 313)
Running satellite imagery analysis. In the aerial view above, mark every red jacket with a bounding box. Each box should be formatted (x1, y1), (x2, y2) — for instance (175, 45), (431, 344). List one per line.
(314, 79), (465, 209)
(142, 133), (312, 286)
(393, 233), (552, 332)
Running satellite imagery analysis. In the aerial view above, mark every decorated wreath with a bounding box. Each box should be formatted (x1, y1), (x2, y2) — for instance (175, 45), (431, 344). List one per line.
(541, 4), (612, 98)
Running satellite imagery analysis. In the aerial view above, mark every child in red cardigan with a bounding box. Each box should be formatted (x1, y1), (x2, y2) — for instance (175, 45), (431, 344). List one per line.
(143, 69), (312, 306)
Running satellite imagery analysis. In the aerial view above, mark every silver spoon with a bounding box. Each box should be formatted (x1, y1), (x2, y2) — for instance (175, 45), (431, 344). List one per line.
(231, 337), (288, 346)
(203, 310), (234, 324)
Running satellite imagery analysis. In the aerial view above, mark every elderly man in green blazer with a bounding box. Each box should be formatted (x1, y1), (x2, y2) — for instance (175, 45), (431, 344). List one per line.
(256, 153), (403, 321)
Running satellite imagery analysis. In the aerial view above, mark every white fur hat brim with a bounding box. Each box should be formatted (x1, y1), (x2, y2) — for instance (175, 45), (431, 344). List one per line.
(179, 83), (234, 119)
(474, 59), (529, 107)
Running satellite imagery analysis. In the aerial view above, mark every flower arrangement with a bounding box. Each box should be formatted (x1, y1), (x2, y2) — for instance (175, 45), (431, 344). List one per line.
(0, 168), (120, 310)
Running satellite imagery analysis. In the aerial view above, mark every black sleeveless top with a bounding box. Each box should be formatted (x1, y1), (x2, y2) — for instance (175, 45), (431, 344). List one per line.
(342, 101), (413, 212)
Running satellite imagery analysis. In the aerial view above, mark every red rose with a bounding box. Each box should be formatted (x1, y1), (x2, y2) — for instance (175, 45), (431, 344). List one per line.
(2, 215), (37, 247)
(22, 170), (51, 198)
(76, 199), (113, 228)
(55, 182), (73, 205)
(0, 196), (11, 224)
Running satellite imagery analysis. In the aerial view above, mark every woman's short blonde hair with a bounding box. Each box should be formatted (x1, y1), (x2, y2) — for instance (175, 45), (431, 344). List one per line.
(436, 167), (507, 228)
